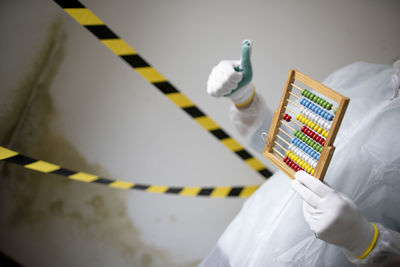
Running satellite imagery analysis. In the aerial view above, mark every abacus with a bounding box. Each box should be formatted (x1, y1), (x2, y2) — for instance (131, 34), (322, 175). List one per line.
(263, 69), (349, 181)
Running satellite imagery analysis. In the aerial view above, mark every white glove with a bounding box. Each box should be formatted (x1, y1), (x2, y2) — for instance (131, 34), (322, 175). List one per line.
(291, 171), (378, 259)
(207, 40), (255, 108)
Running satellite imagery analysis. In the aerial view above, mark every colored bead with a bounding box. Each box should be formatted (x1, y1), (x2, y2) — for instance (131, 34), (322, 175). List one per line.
(311, 143), (316, 150)
(305, 166), (310, 173)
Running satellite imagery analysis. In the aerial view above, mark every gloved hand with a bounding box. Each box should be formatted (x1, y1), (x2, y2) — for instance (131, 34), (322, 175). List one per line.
(291, 171), (378, 259)
(207, 40), (255, 109)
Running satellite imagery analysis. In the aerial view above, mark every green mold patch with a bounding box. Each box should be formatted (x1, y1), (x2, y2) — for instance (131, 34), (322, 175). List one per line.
(0, 17), (188, 267)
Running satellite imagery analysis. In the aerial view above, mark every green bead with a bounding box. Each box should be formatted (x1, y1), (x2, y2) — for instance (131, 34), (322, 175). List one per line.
(317, 98), (323, 105)
(318, 147), (323, 153)
(327, 103), (332, 110)
(334, 107), (337, 114)
(302, 90), (306, 96)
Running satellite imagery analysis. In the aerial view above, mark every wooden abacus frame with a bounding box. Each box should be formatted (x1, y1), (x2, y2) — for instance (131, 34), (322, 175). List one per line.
(263, 69), (350, 181)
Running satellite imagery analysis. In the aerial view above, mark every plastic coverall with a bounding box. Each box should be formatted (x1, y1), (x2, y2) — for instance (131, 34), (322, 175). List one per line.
(200, 62), (400, 267)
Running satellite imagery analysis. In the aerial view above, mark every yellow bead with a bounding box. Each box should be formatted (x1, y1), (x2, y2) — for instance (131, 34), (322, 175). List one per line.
(310, 122), (316, 128)
(300, 162), (306, 168)
(286, 150), (290, 156)
(317, 127), (323, 134)
(323, 130), (328, 137)
(311, 169), (315, 175)
(296, 115), (301, 120)
(306, 166), (312, 173)
(307, 121), (312, 127)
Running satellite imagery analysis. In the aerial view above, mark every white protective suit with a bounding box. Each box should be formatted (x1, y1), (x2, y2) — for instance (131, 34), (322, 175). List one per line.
(200, 62), (400, 266)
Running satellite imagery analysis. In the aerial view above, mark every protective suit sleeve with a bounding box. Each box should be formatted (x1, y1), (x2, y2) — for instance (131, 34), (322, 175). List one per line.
(229, 92), (273, 153)
(343, 223), (400, 266)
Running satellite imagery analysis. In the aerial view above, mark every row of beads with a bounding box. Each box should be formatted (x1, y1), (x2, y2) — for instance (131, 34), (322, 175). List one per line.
(300, 98), (334, 121)
(296, 114), (329, 138)
(286, 151), (315, 175)
(301, 89), (333, 111)
(283, 156), (304, 172)
(293, 131), (323, 153)
(292, 137), (321, 160)
(289, 144), (317, 168)
(282, 114), (292, 122)
(301, 126), (325, 146)
(300, 106), (332, 131)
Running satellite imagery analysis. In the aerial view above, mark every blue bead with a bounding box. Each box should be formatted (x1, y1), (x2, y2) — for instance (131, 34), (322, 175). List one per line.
(300, 99), (305, 105)
(329, 114), (334, 120)
(292, 138), (296, 144)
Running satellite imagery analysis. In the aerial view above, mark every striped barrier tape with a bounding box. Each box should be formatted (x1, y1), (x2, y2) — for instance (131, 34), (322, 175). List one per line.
(0, 146), (259, 198)
(52, 0), (273, 179)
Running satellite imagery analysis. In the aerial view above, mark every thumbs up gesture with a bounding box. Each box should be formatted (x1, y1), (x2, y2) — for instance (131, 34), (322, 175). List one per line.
(207, 40), (255, 109)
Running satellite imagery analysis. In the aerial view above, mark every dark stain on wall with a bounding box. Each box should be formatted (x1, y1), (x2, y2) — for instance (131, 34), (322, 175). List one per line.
(0, 17), (199, 267)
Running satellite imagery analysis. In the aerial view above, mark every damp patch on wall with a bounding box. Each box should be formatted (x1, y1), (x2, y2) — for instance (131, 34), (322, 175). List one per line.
(0, 17), (199, 267)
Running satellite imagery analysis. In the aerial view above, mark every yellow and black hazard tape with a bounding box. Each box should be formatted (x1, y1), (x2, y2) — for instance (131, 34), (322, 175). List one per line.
(0, 146), (259, 198)
(52, 0), (272, 180)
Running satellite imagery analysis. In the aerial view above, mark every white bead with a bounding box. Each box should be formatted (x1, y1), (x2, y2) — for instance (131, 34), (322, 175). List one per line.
(312, 161), (317, 168)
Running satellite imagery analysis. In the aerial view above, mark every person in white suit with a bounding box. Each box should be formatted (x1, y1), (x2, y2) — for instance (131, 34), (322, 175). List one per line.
(200, 40), (400, 266)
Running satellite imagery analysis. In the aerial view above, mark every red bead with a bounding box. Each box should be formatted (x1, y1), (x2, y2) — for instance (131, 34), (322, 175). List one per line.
(321, 140), (325, 146)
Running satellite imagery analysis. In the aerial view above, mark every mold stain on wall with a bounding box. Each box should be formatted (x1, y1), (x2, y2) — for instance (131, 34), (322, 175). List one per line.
(0, 18), (200, 267)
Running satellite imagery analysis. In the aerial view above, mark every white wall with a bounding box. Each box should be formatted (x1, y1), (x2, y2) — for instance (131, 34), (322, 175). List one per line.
(0, 0), (399, 266)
